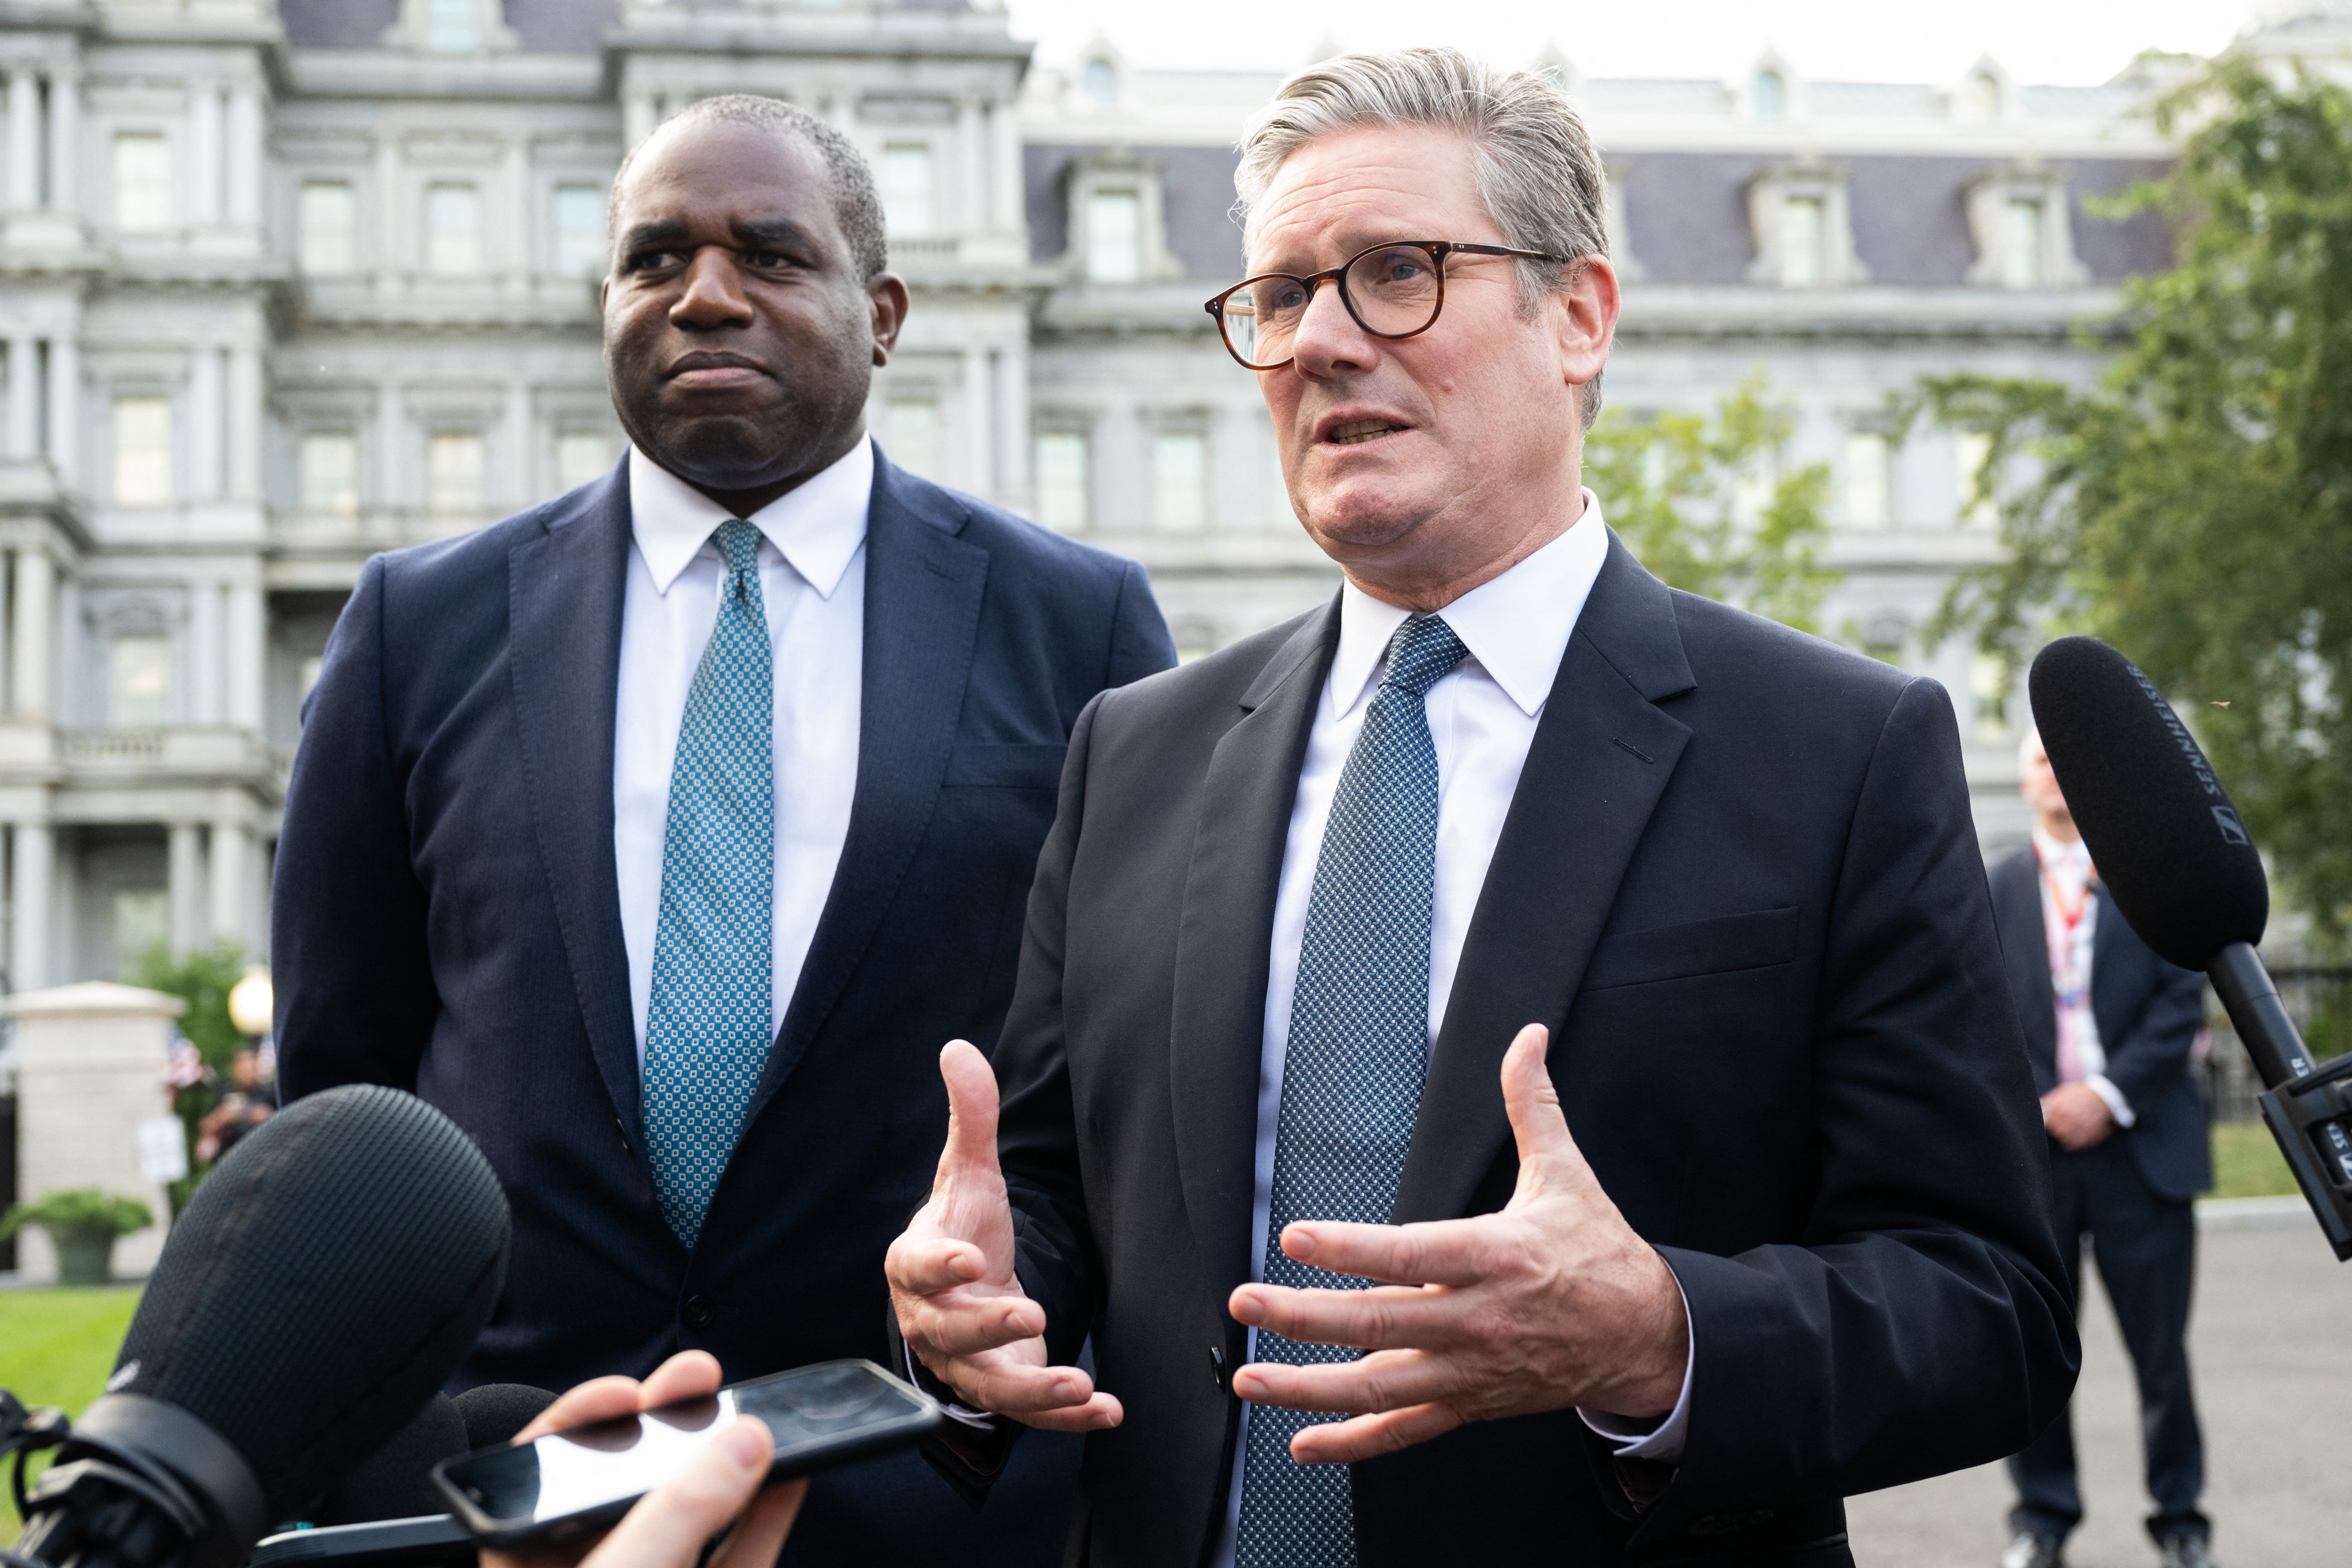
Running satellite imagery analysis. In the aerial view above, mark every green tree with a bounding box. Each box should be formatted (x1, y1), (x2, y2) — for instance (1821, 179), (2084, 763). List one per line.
(1583, 377), (1839, 633)
(1911, 57), (2352, 939)
(132, 940), (248, 1209)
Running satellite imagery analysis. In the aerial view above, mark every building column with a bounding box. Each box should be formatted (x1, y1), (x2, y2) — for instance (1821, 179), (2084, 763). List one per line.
(990, 98), (1022, 236)
(8, 69), (39, 213)
(956, 97), (985, 236)
(499, 135), (528, 289)
(995, 337), (1030, 512)
(208, 821), (251, 957)
(962, 346), (990, 495)
(45, 334), (75, 486)
(225, 83), (261, 230)
(624, 93), (658, 151)
(13, 546), (51, 719)
(11, 819), (52, 990)
(7, 334), (36, 458)
(377, 381), (404, 514)
(187, 81), (222, 228)
(224, 577), (262, 732)
(45, 66), (75, 212)
(188, 577), (223, 723)
(167, 823), (204, 952)
(189, 344), (223, 499)
(374, 133), (403, 296)
(227, 343), (260, 499)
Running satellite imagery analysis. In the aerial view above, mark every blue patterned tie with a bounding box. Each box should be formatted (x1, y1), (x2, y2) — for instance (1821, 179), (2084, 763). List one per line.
(1235, 613), (1469, 1568)
(642, 520), (774, 1250)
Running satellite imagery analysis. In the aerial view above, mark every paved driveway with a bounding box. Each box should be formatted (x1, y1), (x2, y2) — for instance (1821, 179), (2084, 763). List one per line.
(1845, 1208), (2352, 1568)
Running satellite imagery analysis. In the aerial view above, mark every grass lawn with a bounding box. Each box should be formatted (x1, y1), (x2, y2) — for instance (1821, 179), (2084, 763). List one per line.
(0, 1285), (144, 1535)
(2210, 1120), (2303, 1199)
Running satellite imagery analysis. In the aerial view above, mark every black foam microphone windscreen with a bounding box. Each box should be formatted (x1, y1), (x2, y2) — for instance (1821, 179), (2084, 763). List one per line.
(107, 1084), (510, 1523)
(2027, 636), (2269, 970)
(451, 1385), (557, 1452)
(311, 1396), (468, 1525)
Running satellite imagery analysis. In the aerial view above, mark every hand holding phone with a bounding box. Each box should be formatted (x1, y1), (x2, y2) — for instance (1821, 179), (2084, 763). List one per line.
(476, 1351), (803, 1568)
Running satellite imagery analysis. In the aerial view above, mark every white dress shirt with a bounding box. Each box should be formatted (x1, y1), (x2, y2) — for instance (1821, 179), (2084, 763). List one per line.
(613, 439), (872, 1067)
(2032, 829), (2133, 1126)
(1213, 495), (1694, 1568)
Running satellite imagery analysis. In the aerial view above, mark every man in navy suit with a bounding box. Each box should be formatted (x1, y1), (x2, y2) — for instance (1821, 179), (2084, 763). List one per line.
(1992, 728), (2215, 1568)
(274, 95), (1172, 1564)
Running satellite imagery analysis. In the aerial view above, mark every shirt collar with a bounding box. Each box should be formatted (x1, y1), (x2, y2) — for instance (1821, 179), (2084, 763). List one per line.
(1327, 490), (1612, 721)
(626, 437), (874, 600)
(2033, 828), (2093, 876)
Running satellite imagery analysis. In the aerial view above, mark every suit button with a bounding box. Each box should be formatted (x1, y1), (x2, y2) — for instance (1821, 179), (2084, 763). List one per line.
(682, 1295), (716, 1331)
(1208, 1345), (1227, 1391)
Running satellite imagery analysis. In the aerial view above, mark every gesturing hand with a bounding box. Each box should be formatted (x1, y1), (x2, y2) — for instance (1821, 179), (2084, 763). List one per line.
(884, 1040), (1122, 1432)
(481, 1351), (804, 1568)
(1228, 1023), (1689, 1465)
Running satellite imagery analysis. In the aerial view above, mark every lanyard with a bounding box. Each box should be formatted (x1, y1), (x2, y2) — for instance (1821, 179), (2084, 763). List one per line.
(2033, 841), (2095, 938)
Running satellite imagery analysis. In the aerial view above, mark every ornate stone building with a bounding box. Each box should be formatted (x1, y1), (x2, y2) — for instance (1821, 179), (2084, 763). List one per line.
(0, 0), (2338, 992)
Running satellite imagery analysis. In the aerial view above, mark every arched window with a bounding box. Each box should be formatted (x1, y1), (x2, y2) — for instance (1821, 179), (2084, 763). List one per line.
(1083, 59), (1117, 108)
(1753, 70), (1786, 119)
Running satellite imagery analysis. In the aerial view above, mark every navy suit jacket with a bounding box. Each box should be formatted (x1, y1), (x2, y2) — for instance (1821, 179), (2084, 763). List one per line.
(963, 536), (2074, 1566)
(274, 447), (1171, 1408)
(1987, 847), (2212, 1202)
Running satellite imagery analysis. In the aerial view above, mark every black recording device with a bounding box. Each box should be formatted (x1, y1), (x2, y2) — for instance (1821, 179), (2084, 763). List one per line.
(2030, 636), (2352, 1260)
(1, 1086), (512, 1568)
(429, 1360), (944, 1552)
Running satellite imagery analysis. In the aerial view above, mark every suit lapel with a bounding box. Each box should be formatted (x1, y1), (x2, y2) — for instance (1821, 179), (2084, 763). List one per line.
(1170, 603), (1338, 1309)
(1394, 536), (1696, 1225)
(508, 467), (642, 1135)
(748, 453), (988, 1117)
(2000, 857), (2058, 1073)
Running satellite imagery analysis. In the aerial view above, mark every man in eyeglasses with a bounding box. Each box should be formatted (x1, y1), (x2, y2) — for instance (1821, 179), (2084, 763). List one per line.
(887, 47), (2074, 1567)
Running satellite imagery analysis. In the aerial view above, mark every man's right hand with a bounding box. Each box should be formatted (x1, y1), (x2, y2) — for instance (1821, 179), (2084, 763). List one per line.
(884, 1040), (1121, 1433)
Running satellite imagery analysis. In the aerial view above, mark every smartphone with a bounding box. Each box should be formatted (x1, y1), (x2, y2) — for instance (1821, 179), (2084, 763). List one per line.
(249, 1515), (476, 1568)
(428, 1359), (945, 1551)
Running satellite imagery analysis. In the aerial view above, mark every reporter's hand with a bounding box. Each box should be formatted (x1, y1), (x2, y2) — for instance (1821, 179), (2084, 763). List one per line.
(480, 1351), (805, 1568)
(2041, 1081), (2116, 1152)
(884, 1041), (1120, 1433)
(1228, 1024), (1689, 1465)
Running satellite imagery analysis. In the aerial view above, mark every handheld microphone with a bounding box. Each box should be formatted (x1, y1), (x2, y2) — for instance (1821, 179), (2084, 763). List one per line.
(3, 1085), (512, 1568)
(2030, 636), (2352, 1258)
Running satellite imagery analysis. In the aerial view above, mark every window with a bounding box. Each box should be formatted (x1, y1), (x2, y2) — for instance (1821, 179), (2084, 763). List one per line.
(879, 146), (934, 238)
(109, 635), (171, 726)
(299, 181), (356, 275)
(299, 432), (359, 516)
(427, 0), (479, 51)
(1083, 59), (1117, 107)
(1841, 432), (1890, 527)
(884, 401), (938, 480)
(113, 890), (168, 977)
(1152, 431), (1207, 531)
(552, 185), (606, 276)
(2001, 198), (2043, 289)
(1954, 432), (1996, 526)
(1971, 653), (2011, 739)
(1967, 72), (2003, 121)
(427, 432), (486, 518)
(425, 183), (483, 276)
(113, 133), (171, 231)
(1085, 190), (1142, 283)
(556, 431), (611, 492)
(1778, 197), (1824, 288)
(113, 397), (173, 504)
(1033, 432), (1089, 531)
(1753, 70), (1786, 118)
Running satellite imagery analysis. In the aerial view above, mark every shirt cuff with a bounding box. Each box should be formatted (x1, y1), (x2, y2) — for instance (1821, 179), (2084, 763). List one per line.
(1576, 1269), (1694, 1462)
(901, 1335), (1000, 1430)
(2085, 1073), (2136, 1129)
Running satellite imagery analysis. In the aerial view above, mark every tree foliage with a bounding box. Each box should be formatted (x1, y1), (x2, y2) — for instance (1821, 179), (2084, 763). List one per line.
(1584, 377), (1839, 633)
(1911, 57), (2352, 939)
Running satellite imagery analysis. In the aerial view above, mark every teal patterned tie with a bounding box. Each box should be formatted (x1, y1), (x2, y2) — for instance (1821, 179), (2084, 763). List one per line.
(642, 520), (774, 1250)
(1236, 613), (1468, 1568)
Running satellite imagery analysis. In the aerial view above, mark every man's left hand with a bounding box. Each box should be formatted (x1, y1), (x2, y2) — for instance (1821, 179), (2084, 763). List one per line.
(1228, 1023), (1689, 1465)
(2041, 1081), (2116, 1152)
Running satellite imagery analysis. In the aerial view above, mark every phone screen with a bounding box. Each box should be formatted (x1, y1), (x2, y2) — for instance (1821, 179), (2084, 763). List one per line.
(437, 1360), (940, 1539)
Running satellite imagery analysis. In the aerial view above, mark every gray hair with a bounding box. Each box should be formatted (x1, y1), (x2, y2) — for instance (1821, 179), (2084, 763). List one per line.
(1234, 47), (1610, 427)
(609, 94), (888, 280)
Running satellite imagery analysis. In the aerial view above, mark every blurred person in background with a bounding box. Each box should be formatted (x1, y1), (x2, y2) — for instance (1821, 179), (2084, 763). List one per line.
(1991, 727), (2215, 1568)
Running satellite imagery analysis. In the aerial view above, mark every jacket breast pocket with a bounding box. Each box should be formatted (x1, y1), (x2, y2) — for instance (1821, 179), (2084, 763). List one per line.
(944, 741), (1067, 791)
(1579, 907), (1800, 993)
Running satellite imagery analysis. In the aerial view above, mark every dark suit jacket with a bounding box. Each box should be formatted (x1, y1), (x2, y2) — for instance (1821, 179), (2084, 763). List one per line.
(968, 535), (2074, 1566)
(273, 448), (1172, 1527)
(1987, 848), (2212, 1202)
